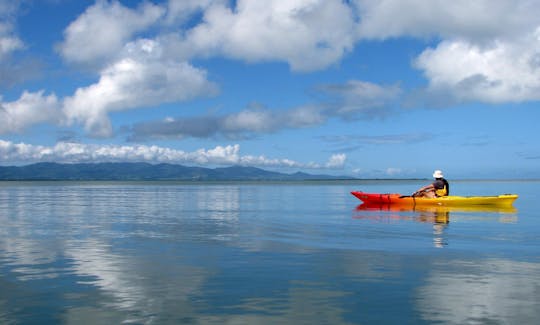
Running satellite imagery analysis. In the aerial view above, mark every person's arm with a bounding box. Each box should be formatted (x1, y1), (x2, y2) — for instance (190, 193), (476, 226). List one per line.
(415, 183), (434, 194)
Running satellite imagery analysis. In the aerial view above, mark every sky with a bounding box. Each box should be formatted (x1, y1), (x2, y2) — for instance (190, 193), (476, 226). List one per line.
(1, 0), (539, 179)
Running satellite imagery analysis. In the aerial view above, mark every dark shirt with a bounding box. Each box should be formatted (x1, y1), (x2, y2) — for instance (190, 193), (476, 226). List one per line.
(433, 178), (449, 196)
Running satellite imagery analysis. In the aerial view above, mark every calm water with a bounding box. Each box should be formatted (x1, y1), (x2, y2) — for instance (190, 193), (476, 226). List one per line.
(0, 180), (539, 324)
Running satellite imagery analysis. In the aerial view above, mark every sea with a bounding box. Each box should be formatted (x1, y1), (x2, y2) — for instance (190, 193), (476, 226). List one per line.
(0, 179), (539, 324)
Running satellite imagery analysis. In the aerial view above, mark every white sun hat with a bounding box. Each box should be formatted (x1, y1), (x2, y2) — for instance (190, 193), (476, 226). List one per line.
(433, 170), (444, 178)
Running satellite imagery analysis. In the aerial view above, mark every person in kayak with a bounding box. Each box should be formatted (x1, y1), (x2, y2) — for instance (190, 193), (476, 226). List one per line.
(414, 170), (449, 198)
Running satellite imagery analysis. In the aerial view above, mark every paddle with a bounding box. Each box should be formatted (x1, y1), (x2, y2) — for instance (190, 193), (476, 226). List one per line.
(401, 190), (422, 198)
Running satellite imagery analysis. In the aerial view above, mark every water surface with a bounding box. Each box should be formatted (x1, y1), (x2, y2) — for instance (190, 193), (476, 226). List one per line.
(0, 180), (539, 324)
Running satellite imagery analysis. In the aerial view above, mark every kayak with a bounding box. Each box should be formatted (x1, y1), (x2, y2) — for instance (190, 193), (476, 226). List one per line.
(351, 191), (518, 207)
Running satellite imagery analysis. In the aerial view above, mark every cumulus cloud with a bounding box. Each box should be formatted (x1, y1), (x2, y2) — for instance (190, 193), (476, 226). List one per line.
(56, 0), (359, 72)
(128, 80), (401, 141)
(124, 103), (357, 142)
(129, 104), (324, 141)
(236, 152), (346, 169)
(0, 91), (60, 134)
(178, 0), (357, 71)
(12, 2), (405, 141)
(355, 0), (540, 42)
(63, 39), (219, 138)
(6, 0), (540, 141)
(326, 153), (346, 168)
(415, 33), (540, 103)
(0, 140), (346, 169)
(58, 0), (164, 66)
(353, 0), (540, 105)
(1, 39), (218, 138)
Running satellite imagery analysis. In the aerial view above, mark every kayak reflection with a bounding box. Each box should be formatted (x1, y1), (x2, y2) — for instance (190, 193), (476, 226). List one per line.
(354, 204), (450, 248)
(356, 203), (518, 215)
(353, 203), (518, 248)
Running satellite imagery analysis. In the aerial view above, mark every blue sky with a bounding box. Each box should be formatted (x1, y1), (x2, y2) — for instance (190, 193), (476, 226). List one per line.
(1, 0), (539, 178)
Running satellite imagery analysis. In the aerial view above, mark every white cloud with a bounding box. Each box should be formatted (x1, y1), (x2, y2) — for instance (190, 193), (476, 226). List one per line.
(318, 80), (402, 117)
(0, 91), (60, 134)
(128, 79), (401, 141)
(58, 0), (164, 66)
(415, 30), (540, 103)
(181, 0), (357, 71)
(63, 39), (218, 138)
(0, 29), (23, 59)
(1, 39), (219, 138)
(0, 140), (240, 164)
(0, 140), (345, 169)
(355, 0), (540, 42)
(326, 153), (346, 168)
(222, 109), (276, 133)
(238, 152), (346, 169)
(0, 3), (23, 60)
(56, 0), (359, 71)
(8, 0), (540, 140)
(354, 0), (540, 104)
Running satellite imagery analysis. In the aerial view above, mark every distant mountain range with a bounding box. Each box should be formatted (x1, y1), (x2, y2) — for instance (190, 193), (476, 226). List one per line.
(0, 162), (354, 181)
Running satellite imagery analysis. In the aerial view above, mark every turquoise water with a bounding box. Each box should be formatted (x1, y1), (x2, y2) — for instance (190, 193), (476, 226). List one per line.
(0, 180), (539, 324)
